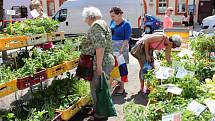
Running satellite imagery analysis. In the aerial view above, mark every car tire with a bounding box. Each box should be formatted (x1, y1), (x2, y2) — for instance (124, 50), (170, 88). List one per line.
(144, 26), (152, 34)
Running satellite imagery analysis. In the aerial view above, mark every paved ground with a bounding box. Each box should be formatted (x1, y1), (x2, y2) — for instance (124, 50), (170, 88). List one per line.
(108, 54), (146, 121)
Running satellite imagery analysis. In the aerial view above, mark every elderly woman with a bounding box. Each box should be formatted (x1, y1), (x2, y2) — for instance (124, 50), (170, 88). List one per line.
(132, 33), (182, 93)
(109, 7), (132, 95)
(82, 7), (114, 121)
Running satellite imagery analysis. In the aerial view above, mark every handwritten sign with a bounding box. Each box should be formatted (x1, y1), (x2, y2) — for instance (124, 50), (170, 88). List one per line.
(205, 100), (215, 114)
(162, 113), (181, 121)
(30, 9), (40, 18)
(155, 67), (175, 79)
(187, 100), (207, 116)
(7, 10), (16, 15)
(167, 86), (183, 95)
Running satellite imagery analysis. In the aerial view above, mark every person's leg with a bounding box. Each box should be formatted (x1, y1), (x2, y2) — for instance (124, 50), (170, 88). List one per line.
(138, 60), (144, 91)
(116, 52), (129, 94)
(118, 81), (125, 93)
(191, 26), (194, 36)
(90, 71), (99, 110)
(103, 65), (114, 93)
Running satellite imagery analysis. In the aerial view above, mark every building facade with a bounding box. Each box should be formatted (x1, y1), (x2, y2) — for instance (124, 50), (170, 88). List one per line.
(195, 0), (215, 24)
(143, 0), (196, 24)
(143, 0), (215, 24)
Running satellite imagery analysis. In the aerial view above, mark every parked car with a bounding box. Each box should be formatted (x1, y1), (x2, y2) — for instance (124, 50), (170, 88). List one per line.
(201, 15), (215, 33)
(142, 14), (161, 34)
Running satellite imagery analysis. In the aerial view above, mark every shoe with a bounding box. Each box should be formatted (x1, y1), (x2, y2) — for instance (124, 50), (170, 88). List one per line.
(87, 116), (108, 121)
(139, 88), (150, 94)
(87, 108), (95, 116)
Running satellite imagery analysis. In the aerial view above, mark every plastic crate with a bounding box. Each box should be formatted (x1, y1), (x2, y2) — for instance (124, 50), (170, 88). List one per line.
(17, 69), (47, 90)
(164, 28), (189, 42)
(77, 96), (90, 108)
(49, 32), (65, 42)
(27, 34), (48, 46)
(64, 58), (79, 71)
(56, 98), (82, 121)
(165, 31), (189, 40)
(0, 79), (17, 98)
(46, 63), (67, 79)
(0, 36), (27, 51)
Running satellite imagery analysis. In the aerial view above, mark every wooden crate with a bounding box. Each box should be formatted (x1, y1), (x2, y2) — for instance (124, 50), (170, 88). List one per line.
(0, 79), (17, 98)
(27, 34), (48, 46)
(0, 36), (27, 51)
(46, 63), (67, 79)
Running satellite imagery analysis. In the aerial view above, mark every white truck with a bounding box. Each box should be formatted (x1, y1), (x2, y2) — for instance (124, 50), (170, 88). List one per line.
(52, 0), (144, 35)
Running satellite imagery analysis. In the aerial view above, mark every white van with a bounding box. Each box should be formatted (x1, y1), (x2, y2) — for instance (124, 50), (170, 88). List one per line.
(52, 0), (144, 35)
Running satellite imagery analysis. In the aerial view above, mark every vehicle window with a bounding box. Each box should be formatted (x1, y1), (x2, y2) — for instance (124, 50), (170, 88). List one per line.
(53, 11), (60, 21)
(60, 9), (67, 22)
(53, 9), (67, 22)
(146, 16), (152, 21)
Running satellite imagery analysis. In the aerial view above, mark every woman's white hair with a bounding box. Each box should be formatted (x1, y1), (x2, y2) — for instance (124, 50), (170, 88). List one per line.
(82, 7), (102, 19)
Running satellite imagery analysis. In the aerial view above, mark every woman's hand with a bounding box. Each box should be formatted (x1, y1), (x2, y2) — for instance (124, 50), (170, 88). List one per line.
(146, 54), (151, 62)
(96, 65), (103, 76)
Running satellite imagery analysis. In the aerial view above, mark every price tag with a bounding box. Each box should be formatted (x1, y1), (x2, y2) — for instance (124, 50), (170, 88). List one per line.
(155, 67), (175, 79)
(30, 9), (40, 18)
(187, 100), (207, 116)
(177, 49), (193, 58)
(176, 67), (187, 79)
(7, 10), (16, 15)
(205, 100), (215, 114)
(162, 113), (181, 121)
(167, 86), (183, 95)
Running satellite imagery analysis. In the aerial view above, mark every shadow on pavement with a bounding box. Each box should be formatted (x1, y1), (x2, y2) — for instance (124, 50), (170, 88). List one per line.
(69, 106), (92, 121)
(111, 94), (127, 105)
(126, 92), (148, 106)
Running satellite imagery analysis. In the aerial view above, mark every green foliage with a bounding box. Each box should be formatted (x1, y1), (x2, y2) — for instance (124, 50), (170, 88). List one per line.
(1, 77), (90, 121)
(7, 18), (59, 35)
(0, 65), (16, 84)
(189, 34), (215, 60)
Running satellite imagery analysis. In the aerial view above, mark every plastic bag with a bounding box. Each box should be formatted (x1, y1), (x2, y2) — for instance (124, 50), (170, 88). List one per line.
(96, 72), (117, 117)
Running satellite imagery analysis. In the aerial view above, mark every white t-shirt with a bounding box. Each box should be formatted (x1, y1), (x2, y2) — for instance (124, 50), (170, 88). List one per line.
(182, 16), (189, 22)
